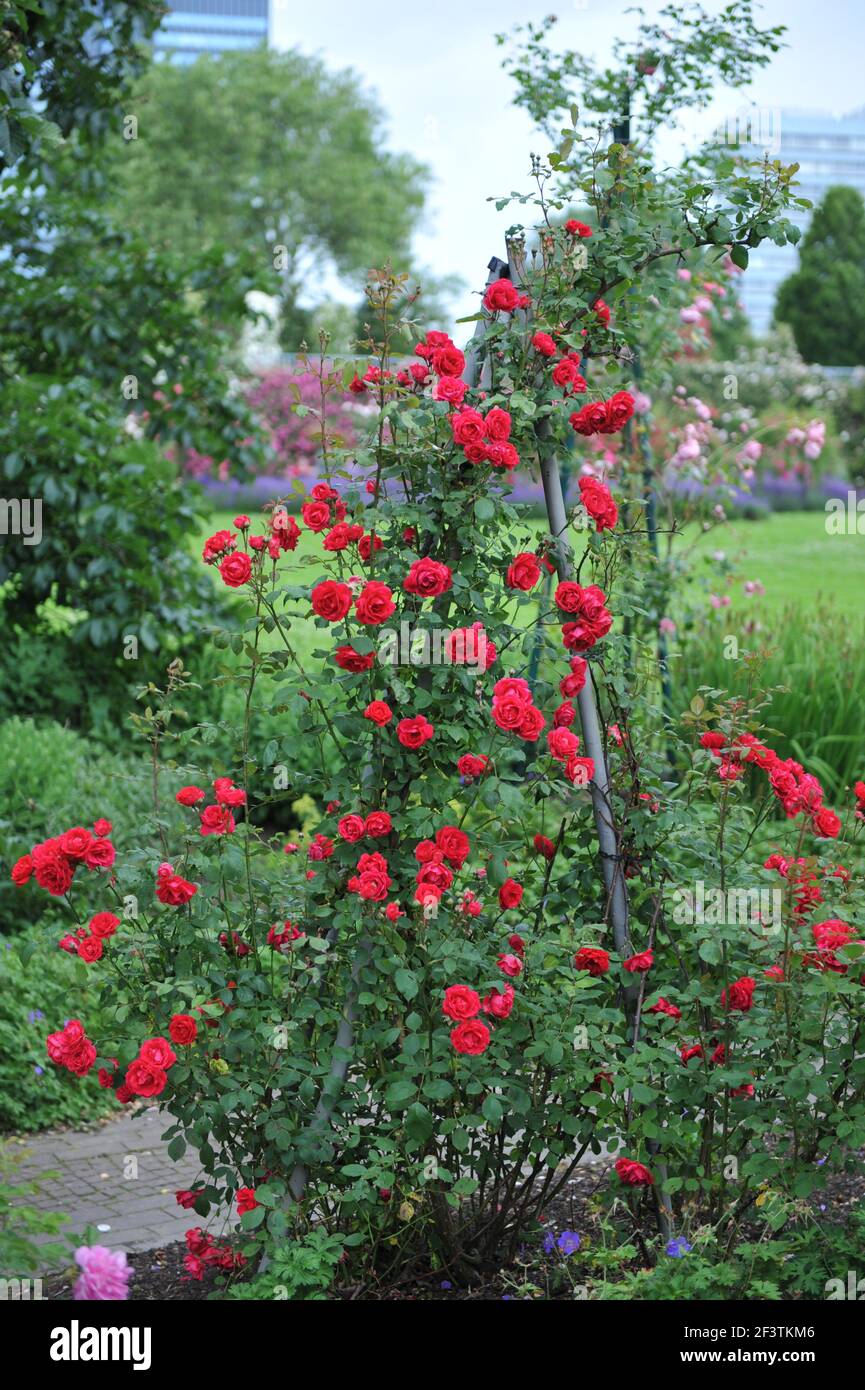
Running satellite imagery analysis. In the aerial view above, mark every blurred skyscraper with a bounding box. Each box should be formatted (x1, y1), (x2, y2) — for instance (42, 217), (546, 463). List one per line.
(735, 108), (865, 335)
(153, 0), (270, 65)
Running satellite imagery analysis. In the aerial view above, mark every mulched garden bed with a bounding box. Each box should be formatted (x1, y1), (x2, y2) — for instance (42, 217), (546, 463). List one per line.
(42, 1158), (865, 1301)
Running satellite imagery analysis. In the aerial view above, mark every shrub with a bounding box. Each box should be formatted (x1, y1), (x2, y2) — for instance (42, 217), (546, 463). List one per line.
(0, 933), (116, 1132)
(0, 719), (150, 932)
(18, 83), (857, 1290)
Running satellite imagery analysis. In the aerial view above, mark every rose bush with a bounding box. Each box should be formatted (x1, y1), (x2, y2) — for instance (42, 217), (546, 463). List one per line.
(15, 41), (865, 1279)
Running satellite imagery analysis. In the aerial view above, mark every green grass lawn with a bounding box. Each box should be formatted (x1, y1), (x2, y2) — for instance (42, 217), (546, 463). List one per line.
(200, 506), (865, 618)
(678, 510), (865, 619)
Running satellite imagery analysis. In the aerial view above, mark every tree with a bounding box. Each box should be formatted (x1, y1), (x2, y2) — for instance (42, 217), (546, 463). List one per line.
(774, 186), (865, 365)
(0, 0), (164, 172)
(108, 47), (431, 344)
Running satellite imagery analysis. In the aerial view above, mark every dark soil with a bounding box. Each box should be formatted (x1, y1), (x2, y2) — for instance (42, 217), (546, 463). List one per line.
(42, 1158), (865, 1301)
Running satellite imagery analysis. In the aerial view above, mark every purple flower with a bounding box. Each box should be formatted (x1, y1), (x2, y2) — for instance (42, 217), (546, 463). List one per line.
(543, 1231), (556, 1254)
(556, 1230), (581, 1255)
(665, 1238), (692, 1259)
(73, 1245), (131, 1301)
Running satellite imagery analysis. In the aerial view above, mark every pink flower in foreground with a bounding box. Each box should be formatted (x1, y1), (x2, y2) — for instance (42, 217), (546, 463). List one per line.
(73, 1244), (132, 1300)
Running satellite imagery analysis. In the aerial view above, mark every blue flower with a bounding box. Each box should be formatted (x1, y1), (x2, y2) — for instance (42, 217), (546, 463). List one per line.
(543, 1231), (556, 1254)
(665, 1237), (692, 1259)
(557, 1230), (581, 1255)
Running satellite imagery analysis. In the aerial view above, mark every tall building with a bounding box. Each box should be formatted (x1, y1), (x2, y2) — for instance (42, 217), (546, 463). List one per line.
(734, 108), (865, 335)
(153, 0), (270, 65)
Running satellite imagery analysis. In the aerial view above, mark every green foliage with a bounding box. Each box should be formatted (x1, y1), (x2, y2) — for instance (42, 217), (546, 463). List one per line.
(0, 933), (116, 1132)
(107, 47), (431, 342)
(221, 1231), (346, 1300)
(0, 157), (265, 470)
(0, 376), (225, 727)
(0, 0), (163, 172)
(775, 186), (865, 365)
(671, 603), (865, 800)
(498, 2), (786, 145)
(0, 1151), (68, 1274)
(0, 718), (149, 922)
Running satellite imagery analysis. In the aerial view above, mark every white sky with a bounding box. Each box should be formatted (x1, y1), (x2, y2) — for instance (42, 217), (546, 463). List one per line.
(271, 0), (865, 320)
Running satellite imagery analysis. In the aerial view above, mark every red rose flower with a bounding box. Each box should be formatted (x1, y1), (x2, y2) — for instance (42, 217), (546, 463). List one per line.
(312, 581), (353, 622)
(615, 1158), (654, 1187)
(484, 407), (512, 443)
(532, 331), (557, 356)
(169, 1014), (198, 1046)
(403, 558), (453, 598)
(397, 716), (434, 749)
(355, 580), (396, 625)
(578, 476), (618, 532)
(599, 391), (635, 435)
(506, 552), (542, 591)
(125, 1058), (168, 1098)
(10, 854), (33, 886)
(431, 343), (465, 377)
(84, 837), (115, 869)
(338, 814), (366, 843)
(647, 997), (681, 1019)
(139, 1037), (177, 1070)
(721, 976), (756, 1012)
(450, 408), (485, 447)
(547, 726), (580, 761)
(365, 811), (392, 838)
(199, 804), (236, 837)
(457, 754), (488, 780)
(483, 279), (519, 313)
(435, 826), (470, 867)
(301, 500), (331, 531)
(334, 644), (375, 672)
(534, 834), (556, 860)
(623, 949), (653, 973)
(155, 863), (198, 906)
(202, 529), (235, 561)
(364, 700), (392, 725)
(89, 912), (119, 939)
(236, 1187), (259, 1214)
(77, 935), (103, 963)
(569, 401), (609, 436)
(498, 878), (523, 910)
(176, 785), (205, 806)
(433, 376), (468, 405)
(59, 827), (93, 860)
(442, 984), (481, 1021)
(574, 946), (609, 976)
(497, 953), (523, 978)
(219, 552), (252, 588)
(450, 1018), (491, 1055)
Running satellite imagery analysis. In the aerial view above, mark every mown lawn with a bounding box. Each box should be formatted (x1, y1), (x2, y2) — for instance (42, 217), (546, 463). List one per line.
(200, 506), (865, 617)
(678, 510), (865, 619)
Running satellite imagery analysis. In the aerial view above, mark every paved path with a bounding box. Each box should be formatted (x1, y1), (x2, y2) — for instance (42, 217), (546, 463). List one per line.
(7, 1106), (229, 1270)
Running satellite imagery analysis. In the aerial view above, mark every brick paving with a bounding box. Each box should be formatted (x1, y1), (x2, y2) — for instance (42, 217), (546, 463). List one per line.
(6, 1106), (229, 1270)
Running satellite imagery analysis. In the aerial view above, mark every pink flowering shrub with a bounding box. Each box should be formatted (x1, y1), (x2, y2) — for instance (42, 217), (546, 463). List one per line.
(181, 364), (365, 485)
(17, 213), (865, 1284)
